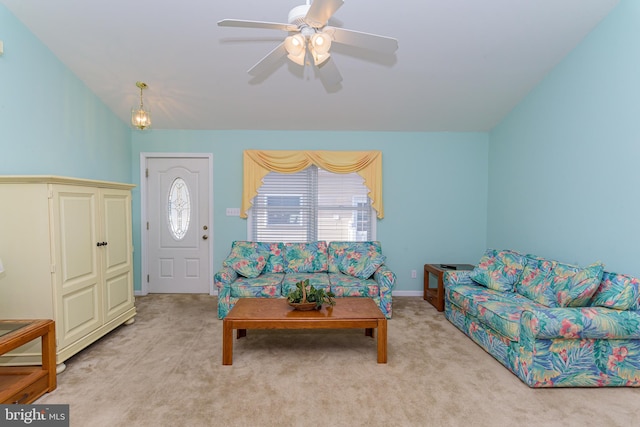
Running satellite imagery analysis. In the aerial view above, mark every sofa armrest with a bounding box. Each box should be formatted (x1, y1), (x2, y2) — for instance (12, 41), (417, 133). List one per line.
(214, 266), (238, 291)
(373, 264), (396, 318)
(520, 307), (640, 340)
(374, 264), (396, 292)
(443, 270), (475, 287)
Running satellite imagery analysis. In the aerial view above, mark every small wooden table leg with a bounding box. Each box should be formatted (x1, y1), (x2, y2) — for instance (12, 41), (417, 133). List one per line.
(42, 321), (57, 391)
(377, 318), (387, 364)
(365, 328), (374, 337)
(223, 320), (233, 365)
(237, 329), (246, 339)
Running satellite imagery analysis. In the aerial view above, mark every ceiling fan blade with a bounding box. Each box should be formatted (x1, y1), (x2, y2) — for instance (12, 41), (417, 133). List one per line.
(324, 26), (398, 54)
(316, 57), (343, 90)
(248, 42), (288, 77)
(218, 19), (298, 32)
(305, 0), (344, 28)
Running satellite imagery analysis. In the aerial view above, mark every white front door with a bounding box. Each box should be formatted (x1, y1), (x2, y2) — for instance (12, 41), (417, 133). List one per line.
(146, 156), (211, 293)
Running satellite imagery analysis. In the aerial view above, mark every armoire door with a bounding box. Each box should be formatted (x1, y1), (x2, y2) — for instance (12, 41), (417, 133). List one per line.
(51, 185), (102, 349)
(101, 188), (134, 322)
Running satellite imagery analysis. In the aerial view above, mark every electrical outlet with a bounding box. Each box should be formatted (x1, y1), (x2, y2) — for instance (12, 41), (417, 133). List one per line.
(411, 269), (417, 279)
(225, 208), (240, 216)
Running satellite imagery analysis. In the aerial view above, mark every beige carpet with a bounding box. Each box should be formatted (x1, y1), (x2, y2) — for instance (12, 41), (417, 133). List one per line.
(37, 295), (639, 427)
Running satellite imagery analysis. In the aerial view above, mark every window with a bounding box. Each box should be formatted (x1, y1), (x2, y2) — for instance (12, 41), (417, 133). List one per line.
(266, 195), (302, 226)
(249, 166), (375, 242)
(167, 177), (191, 240)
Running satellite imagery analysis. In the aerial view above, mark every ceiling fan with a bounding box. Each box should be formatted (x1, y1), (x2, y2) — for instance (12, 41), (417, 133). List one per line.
(218, 0), (398, 88)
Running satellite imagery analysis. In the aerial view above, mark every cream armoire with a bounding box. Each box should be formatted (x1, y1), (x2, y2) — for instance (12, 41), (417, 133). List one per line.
(0, 176), (136, 372)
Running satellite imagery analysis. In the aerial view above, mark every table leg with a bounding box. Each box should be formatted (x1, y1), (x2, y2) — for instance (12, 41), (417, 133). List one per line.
(377, 319), (387, 364)
(42, 321), (57, 392)
(237, 329), (246, 339)
(423, 267), (430, 300)
(365, 328), (374, 337)
(223, 320), (233, 365)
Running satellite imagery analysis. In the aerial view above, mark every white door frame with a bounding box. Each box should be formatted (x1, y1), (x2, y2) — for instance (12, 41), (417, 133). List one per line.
(139, 152), (214, 296)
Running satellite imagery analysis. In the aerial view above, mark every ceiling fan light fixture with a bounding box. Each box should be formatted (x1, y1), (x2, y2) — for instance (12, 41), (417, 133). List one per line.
(284, 34), (305, 56)
(311, 32), (331, 55)
(312, 50), (330, 66)
(287, 51), (307, 66)
(285, 33), (307, 66)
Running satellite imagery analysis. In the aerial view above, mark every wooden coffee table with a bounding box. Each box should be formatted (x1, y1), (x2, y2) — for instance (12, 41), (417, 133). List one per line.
(222, 298), (387, 365)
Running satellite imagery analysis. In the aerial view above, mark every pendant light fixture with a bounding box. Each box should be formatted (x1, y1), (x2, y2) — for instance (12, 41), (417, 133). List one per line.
(131, 81), (151, 130)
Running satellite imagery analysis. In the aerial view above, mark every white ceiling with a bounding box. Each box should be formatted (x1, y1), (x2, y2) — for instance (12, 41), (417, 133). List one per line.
(1, 0), (619, 132)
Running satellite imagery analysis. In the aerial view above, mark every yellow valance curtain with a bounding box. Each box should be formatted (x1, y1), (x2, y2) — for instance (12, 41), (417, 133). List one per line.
(242, 150), (384, 219)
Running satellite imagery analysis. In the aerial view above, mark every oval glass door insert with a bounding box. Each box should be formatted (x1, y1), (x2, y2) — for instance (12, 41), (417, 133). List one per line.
(168, 177), (191, 240)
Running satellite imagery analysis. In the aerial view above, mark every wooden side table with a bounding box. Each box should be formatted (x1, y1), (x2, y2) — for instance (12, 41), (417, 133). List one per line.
(424, 264), (474, 311)
(0, 319), (56, 404)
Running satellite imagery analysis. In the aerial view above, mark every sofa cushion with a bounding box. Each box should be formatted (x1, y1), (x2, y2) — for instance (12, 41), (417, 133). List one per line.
(447, 283), (543, 341)
(589, 271), (640, 311)
(282, 273), (331, 296)
(469, 249), (527, 292)
(284, 241), (328, 273)
(256, 242), (286, 273)
(515, 255), (558, 307)
(338, 244), (386, 279)
(328, 241), (382, 273)
(223, 241), (270, 278)
(329, 273), (380, 297)
(229, 273), (284, 298)
(551, 262), (604, 307)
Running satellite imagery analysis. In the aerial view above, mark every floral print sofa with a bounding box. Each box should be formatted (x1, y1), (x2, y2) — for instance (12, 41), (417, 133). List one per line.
(444, 249), (640, 387)
(215, 241), (396, 319)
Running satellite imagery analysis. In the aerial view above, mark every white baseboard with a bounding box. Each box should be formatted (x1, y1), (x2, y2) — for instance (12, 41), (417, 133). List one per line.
(392, 290), (423, 297)
(134, 290), (218, 296)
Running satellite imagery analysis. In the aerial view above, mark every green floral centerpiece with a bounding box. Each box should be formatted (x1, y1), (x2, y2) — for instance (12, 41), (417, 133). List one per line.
(287, 279), (336, 310)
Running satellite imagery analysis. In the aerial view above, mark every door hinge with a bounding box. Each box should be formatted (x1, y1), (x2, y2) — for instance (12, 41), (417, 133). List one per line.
(147, 274), (149, 283)
(50, 264), (55, 273)
(146, 222), (149, 230)
(145, 168), (149, 178)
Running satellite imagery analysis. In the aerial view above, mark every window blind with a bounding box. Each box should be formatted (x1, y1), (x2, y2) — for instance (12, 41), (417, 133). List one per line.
(249, 166), (374, 242)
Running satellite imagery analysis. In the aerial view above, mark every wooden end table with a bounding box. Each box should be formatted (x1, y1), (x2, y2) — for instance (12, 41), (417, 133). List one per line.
(223, 298), (387, 365)
(423, 264), (475, 312)
(0, 319), (56, 404)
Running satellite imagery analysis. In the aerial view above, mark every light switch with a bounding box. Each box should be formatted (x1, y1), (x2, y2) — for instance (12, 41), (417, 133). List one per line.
(225, 208), (240, 216)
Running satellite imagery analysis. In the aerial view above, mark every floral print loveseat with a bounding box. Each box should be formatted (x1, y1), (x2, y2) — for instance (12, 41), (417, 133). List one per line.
(215, 241), (396, 319)
(444, 249), (640, 387)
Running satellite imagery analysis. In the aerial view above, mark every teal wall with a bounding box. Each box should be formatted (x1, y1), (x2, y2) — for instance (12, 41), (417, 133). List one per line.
(132, 131), (489, 293)
(6, 0), (637, 295)
(488, 0), (640, 276)
(0, 5), (131, 182)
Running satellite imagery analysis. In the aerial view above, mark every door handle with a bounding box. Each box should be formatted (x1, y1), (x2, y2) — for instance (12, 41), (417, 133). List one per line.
(202, 235), (208, 240)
